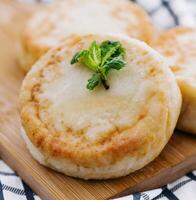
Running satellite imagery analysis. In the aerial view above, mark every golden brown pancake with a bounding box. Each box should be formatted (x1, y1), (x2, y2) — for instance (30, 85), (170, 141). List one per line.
(18, 0), (154, 72)
(19, 34), (181, 179)
(153, 27), (196, 134)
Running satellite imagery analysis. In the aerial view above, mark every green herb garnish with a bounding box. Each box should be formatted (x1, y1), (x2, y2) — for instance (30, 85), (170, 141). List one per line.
(71, 40), (126, 90)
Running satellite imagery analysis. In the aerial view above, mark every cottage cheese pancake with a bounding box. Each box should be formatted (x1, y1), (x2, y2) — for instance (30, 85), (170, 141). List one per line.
(19, 34), (181, 179)
(153, 27), (196, 134)
(18, 0), (154, 72)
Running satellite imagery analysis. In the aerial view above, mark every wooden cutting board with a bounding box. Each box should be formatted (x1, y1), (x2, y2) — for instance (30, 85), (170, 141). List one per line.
(0, 1), (195, 200)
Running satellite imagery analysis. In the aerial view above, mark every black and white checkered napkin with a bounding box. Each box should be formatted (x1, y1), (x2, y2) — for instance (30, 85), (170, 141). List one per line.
(1, 0), (196, 199)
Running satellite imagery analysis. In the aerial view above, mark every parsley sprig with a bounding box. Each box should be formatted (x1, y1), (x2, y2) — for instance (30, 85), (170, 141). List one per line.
(71, 40), (126, 90)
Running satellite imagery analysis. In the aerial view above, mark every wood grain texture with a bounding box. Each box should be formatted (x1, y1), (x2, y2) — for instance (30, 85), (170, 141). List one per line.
(0, 1), (195, 200)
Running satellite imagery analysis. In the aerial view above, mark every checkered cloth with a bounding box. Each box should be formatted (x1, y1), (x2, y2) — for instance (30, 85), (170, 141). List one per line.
(1, 0), (196, 199)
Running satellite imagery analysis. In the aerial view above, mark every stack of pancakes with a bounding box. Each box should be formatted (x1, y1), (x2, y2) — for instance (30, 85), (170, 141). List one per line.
(18, 0), (195, 180)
